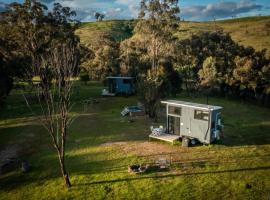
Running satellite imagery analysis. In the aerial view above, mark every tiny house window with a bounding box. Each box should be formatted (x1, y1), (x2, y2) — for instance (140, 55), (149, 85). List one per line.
(168, 106), (181, 116)
(194, 110), (209, 121)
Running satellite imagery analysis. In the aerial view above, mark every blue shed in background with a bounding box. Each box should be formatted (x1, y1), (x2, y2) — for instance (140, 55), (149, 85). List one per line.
(102, 77), (135, 96)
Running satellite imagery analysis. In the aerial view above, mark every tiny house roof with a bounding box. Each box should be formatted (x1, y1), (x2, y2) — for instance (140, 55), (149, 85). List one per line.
(106, 76), (134, 79)
(161, 100), (222, 111)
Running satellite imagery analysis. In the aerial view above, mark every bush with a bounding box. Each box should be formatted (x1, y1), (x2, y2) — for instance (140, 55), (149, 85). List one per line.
(80, 73), (90, 85)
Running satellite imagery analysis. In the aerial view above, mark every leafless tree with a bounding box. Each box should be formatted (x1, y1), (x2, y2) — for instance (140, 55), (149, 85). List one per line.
(4, 0), (81, 188)
(24, 41), (79, 187)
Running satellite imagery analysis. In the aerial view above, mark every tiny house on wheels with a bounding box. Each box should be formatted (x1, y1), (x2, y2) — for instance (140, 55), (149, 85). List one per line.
(102, 77), (135, 96)
(150, 100), (223, 147)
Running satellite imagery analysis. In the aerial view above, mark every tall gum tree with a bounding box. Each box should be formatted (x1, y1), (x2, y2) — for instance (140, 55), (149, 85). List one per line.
(121, 0), (180, 119)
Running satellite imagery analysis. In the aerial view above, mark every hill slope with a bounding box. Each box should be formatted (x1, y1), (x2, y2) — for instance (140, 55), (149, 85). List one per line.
(178, 16), (270, 55)
(76, 20), (135, 46)
(77, 16), (270, 56)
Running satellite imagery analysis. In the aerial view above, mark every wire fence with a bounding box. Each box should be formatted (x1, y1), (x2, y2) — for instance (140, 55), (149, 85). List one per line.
(131, 146), (270, 171)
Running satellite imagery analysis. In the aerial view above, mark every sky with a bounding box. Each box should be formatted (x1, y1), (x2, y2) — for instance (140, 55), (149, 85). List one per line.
(0, 0), (269, 21)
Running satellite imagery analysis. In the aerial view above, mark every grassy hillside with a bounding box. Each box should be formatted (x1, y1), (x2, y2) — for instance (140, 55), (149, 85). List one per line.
(178, 16), (270, 55)
(218, 17), (270, 54)
(76, 20), (136, 46)
(77, 16), (270, 56)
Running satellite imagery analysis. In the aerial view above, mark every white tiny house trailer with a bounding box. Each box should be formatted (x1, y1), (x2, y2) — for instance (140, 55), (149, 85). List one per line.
(161, 100), (223, 146)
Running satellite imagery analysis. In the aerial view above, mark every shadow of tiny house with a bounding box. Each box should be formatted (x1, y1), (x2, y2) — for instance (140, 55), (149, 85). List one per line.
(102, 77), (135, 96)
(150, 100), (223, 147)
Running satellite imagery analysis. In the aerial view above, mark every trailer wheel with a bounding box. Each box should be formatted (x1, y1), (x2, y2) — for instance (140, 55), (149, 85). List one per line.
(191, 139), (196, 146)
(182, 137), (190, 147)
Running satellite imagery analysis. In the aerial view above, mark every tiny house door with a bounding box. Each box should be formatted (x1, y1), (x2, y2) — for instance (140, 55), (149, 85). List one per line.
(168, 116), (180, 135)
(167, 105), (182, 135)
(108, 79), (116, 93)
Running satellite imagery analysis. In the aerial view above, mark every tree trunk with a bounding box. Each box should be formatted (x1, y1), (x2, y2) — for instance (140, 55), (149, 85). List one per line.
(148, 102), (158, 122)
(185, 79), (190, 96)
(58, 154), (71, 188)
(59, 124), (71, 188)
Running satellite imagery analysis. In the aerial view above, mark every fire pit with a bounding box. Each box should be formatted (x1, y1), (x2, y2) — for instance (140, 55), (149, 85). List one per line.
(128, 164), (149, 174)
(128, 163), (169, 174)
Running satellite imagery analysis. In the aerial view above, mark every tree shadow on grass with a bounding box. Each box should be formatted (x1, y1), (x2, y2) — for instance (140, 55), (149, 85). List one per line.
(0, 168), (60, 192)
(70, 151), (270, 176)
(65, 146), (270, 190)
(1, 147), (269, 191)
(77, 165), (270, 186)
(0, 172), (35, 191)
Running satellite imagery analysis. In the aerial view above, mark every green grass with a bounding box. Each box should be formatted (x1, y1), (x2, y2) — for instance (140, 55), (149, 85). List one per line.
(0, 82), (270, 199)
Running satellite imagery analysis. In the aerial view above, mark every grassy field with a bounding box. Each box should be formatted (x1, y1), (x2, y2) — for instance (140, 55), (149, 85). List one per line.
(77, 16), (270, 56)
(0, 82), (270, 199)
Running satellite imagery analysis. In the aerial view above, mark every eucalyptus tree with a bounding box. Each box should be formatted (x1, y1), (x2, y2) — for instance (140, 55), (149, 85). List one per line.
(0, 3), (32, 107)
(121, 0), (180, 119)
(94, 12), (101, 21)
(2, 0), (80, 187)
(81, 32), (120, 81)
(94, 12), (105, 21)
(135, 0), (180, 72)
(232, 49), (270, 102)
(0, 33), (18, 107)
(177, 31), (242, 95)
(174, 40), (198, 96)
(198, 56), (218, 88)
(177, 30), (270, 104)
(198, 56), (219, 103)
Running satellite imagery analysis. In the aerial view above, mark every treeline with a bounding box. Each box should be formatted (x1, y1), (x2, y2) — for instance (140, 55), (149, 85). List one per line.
(177, 31), (270, 105)
(1, 0), (270, 114)
(80, 1), (270, 112)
